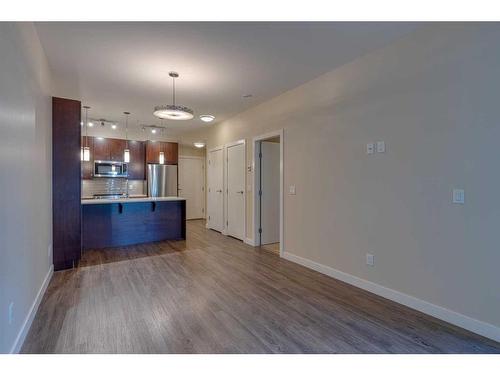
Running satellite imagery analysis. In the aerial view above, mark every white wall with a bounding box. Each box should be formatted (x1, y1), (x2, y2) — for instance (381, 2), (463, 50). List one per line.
(0, 23), (53, 353)
(179, 144), (206, 158)
(190, 24), (500, 340)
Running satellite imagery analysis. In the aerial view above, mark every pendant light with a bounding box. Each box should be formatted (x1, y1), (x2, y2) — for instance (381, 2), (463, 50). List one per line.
(153, 72), (194, 120)
(82, 106), (91, 161)
(158, 118), (165, 164)
(123, 111), (130, 163)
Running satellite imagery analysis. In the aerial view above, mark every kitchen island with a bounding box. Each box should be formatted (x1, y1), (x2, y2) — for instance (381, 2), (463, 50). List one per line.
(82, 197), (186, 250)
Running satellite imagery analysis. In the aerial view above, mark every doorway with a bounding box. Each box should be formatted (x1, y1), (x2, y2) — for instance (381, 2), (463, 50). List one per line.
(225, 140), (246, 241)
(178, 156), (205, 220)
(253, 130), (284, 257)
(207, 147), (224, 232)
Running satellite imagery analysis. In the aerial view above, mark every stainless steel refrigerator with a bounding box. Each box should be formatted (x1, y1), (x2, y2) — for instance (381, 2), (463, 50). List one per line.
(147, 164), (178, 197)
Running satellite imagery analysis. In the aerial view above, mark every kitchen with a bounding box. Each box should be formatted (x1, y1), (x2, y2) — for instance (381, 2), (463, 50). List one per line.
(52, 94), (206, 271)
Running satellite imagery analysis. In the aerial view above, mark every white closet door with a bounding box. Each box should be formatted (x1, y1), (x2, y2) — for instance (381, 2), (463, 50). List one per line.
(226, 142), (245, 240)
(260, 141), (280, 244)
(207, 148), (224, 231)
(179, 157), (205, 220)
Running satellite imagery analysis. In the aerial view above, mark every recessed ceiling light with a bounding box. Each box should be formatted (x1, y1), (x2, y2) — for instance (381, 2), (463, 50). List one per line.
(242, 94), (253, 98)
(111, 124), (117, 130)
(151, 129), (157, 134)
(199, 115), (215, 123)
(193, 142), (205, 148)
(88, 122), (94, 127)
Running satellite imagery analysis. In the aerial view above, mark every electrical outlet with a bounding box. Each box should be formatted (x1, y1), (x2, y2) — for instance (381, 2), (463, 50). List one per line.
(8, 302), (14, 325)
(366, 253), (375, 266)
(289, 185), (296, 195)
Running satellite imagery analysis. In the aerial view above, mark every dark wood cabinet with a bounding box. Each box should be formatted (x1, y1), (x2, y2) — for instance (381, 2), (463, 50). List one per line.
(164, 142), (178, 164)
(93, 137), (126, 162)
(81, 137), (146, 180)
(127, 140), (145, 180)
(146, 141), (162, 164)
(53, 97), (82, 271)
(93, 137), (110, 161)
(81, 136), (94, 180)
(146, 141), (178, 164)
(110, 138), (126, 161)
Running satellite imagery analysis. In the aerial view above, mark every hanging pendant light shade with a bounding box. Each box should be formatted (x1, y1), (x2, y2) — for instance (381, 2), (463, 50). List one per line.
(123, 111), (131, 163)
(153, 72), (194, 120)
(82, 106), (91, 162)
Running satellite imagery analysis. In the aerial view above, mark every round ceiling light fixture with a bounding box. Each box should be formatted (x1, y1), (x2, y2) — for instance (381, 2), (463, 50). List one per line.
(199, 115), (215, 123)
(193, 142), (205, 148)
(153, 72), (194, 120)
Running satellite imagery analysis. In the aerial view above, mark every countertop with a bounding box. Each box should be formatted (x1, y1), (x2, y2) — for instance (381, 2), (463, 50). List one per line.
(81, 196), (186, 205)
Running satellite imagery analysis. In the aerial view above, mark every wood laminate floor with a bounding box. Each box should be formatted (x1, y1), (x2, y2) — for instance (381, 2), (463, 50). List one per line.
(22, 220), (500, 353)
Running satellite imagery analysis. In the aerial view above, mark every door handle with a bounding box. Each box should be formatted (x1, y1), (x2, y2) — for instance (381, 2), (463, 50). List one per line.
(216, 189), (222, 193)
(237, 191), (244, 194)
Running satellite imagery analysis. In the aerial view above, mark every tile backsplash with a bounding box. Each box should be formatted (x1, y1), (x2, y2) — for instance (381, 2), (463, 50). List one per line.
(82, 179), (145, 198)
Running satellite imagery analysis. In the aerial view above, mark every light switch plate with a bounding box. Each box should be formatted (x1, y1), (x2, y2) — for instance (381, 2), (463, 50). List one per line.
(289, 185), (296, 195)
(377, 141), (385, 153)
(452, 189), (465, 204)
(366, 143), (375, 155)
(366, 254), (375, 266)
(8, 302), (14, 325)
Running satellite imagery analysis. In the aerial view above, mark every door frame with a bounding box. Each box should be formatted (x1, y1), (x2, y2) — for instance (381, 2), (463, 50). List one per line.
(223, 139), (246, 239)
(178, 155), (206, 219)
(252, 129), (284, 257)
(206, 145), (224, 230)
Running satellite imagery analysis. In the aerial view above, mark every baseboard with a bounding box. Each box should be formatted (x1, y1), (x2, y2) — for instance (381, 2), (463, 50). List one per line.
(244, 237), (256, 246)
(283, 251), (500, 343)
(9, 264), (54, 354)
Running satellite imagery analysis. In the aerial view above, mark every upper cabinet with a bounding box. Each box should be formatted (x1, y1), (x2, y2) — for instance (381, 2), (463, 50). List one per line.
(146, 141), (178, 164)
(80, 137), (176, 180)
(145, 140), (162, 164)
(127, 140), (145, 180)
(93, 137), (126, 161)
(164, 142), (178, 164)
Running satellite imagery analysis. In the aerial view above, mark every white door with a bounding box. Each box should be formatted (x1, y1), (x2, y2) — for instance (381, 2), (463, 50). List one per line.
(226, 142), (245, 240)
(260, 141), (280, 245)
(179, 157), (205, 220)
(207, 148), (224, 231)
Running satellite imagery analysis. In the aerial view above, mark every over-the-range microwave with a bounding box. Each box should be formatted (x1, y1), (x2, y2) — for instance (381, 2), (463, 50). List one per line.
(94, 160), (128, 178)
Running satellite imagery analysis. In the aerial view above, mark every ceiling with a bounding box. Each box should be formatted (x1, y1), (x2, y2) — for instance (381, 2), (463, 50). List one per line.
(35, 22), (420, 138)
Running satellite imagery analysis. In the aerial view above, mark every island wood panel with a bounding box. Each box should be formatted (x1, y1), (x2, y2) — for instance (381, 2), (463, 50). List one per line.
(82, 200), (186, 250)
(52, 97), (82, 271)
